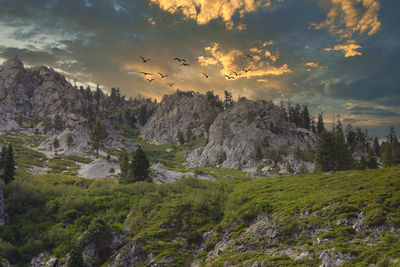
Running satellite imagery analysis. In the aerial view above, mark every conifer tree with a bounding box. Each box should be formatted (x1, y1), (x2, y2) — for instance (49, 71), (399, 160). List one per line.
(53, 114), (64, 132)
(314, 130), (335, 171)
(334, 129), (354, 171)
(138, 104), (148, 126)
(317, 113), (324, 135)
(118, 152), (130, 184)
(255, 145), (263, 162)
(367, 148), (378, 169)
(4, 144), (15, 184)
(130, 146), (150, 182)
(66, 134), (74, 148)
(89, 120), (109, 156)
(382, 144), (393, 167)
(301, 105), (310, 130)
(53, 138), (59, 149)
(177, 129), (185, 145)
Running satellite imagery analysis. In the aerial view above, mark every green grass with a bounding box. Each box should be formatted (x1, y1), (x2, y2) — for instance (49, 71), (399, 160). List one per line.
(2, 167), (400, 266)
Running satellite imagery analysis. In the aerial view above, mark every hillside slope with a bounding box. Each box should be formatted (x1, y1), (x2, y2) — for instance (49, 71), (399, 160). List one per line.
(1, 167), (400, 266)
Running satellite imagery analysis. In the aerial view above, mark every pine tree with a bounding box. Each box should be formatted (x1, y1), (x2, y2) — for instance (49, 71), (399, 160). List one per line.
(334, 129), (354, 171)
(0, 145), (6, 170)
(130, 147), (150, 183)
(223, 90), (233, 110)
(4, 144), (15, 184)
(53, 114), (64, 132)
(138, 105), (148, 126)
(66, 134), (74, 148)
(89, 121), (109, 156)
(382, 143), (393, 167)
(345, 124), (356, 152)
(68, 245), (85, 267)
(42, 116), (53, 134)
(53, 138), (59, 149)
(367, 148), (378, 169)
(186, 122), (194, 141)
(314, 130), (336, 171)
(118, 152), (130, 184)
(301, 105), (310, 130)
(373, 136), (380, 157)
(255, 145), (263, 162)
(177, 129), (185, 145)
(317, 113), (324, 135)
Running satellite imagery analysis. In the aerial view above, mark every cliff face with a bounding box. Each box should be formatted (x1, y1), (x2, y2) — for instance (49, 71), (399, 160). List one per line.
(142, 93), (317, 171)
(187, 98), (317, 169)
(140, 91), (223, 145)
(0, 57), (136, 156)
(0, 56), (84, 123)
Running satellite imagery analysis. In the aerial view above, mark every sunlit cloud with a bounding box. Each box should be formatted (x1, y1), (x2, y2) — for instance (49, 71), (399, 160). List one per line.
(198, 42), (291, 79)
(324, 39), (362, 57)
(313, 0), (382, 38)
(149, 0), (282, 30)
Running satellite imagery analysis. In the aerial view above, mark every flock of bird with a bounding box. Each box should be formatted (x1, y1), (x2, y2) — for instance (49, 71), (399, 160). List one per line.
(138, 54), (254, 85)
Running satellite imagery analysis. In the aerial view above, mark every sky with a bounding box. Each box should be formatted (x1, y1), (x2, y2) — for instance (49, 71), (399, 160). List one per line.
(0, 0), (399, 137)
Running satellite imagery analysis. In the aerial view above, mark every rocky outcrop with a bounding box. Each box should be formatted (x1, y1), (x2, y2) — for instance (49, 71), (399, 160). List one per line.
(140, 91), (222, 144)
(0, 56), (137, 171)
(186, 98), (317, 169)
(29, 252), (57, 267)
(150, 163), (215, 184)
(110, 241), (163, 267)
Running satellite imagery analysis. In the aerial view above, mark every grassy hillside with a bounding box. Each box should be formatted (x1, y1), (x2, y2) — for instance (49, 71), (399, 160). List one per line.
(1, 167), (400, 266)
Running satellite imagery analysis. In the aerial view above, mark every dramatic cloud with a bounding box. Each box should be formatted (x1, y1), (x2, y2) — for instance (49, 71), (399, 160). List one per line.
(313, 0), (382, 38)
(0, 0), (398, 136)
(149, 0), (282, 30)
(198, 42), (291, 79)
(324, 39), (362, 57)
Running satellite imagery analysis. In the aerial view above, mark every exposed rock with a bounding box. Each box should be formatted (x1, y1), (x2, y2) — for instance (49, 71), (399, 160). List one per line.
(78, 157), (120, 179)
(186, 98), (317, 169)
(150, 163), (215, 184)
(319, 248), (354, 267)
(110, 241), (163, 267)
(140, 91), (222, 144)
(29, 252), (57, 267)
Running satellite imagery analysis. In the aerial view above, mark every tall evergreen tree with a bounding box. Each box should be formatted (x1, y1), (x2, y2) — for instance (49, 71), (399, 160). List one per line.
(118, 152), (130, 184)
(89, 121), (109, 156)
(129, 146), (150, 182)
(53, 114), (64, 132)
(177, 129), (185, 145)
(382, 143), (393, 167)
(314, 130), (336, 171)
(333, 129), (354, 171)
(345, 124), (356, 152)
(223, 90), (233, 110)
(301, 105), (310, 130)
(317, 113), (324, 135)
(4, 144), (15, 184)
(66, 134), (74, 148)
(138, 105), (148, 126)
(367, 148), (378, 169)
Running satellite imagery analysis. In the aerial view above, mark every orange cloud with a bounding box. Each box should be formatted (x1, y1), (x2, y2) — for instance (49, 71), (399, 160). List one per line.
(313, 0), (382, 39)
(324, 40), (362, 57)
(198, 42), (291, 78)
(149, 0), (281, 30)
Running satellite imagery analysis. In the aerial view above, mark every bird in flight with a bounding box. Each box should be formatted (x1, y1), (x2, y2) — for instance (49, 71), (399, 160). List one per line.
(167, 83), (175, 87)
(246, 55), (253, 59)
(146, 78), (155, 82)
(158, 72), (168, 78)
(202, 73), (209, 78)
(225, 75), (235, 80)
(241, 68), (250, 73)
(140, 56), (150, 63)
(231, 71), (240, 77)
(139, 72), (153, 76)
(181, 63), (190, 67)
(174, 57), (187, 63)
